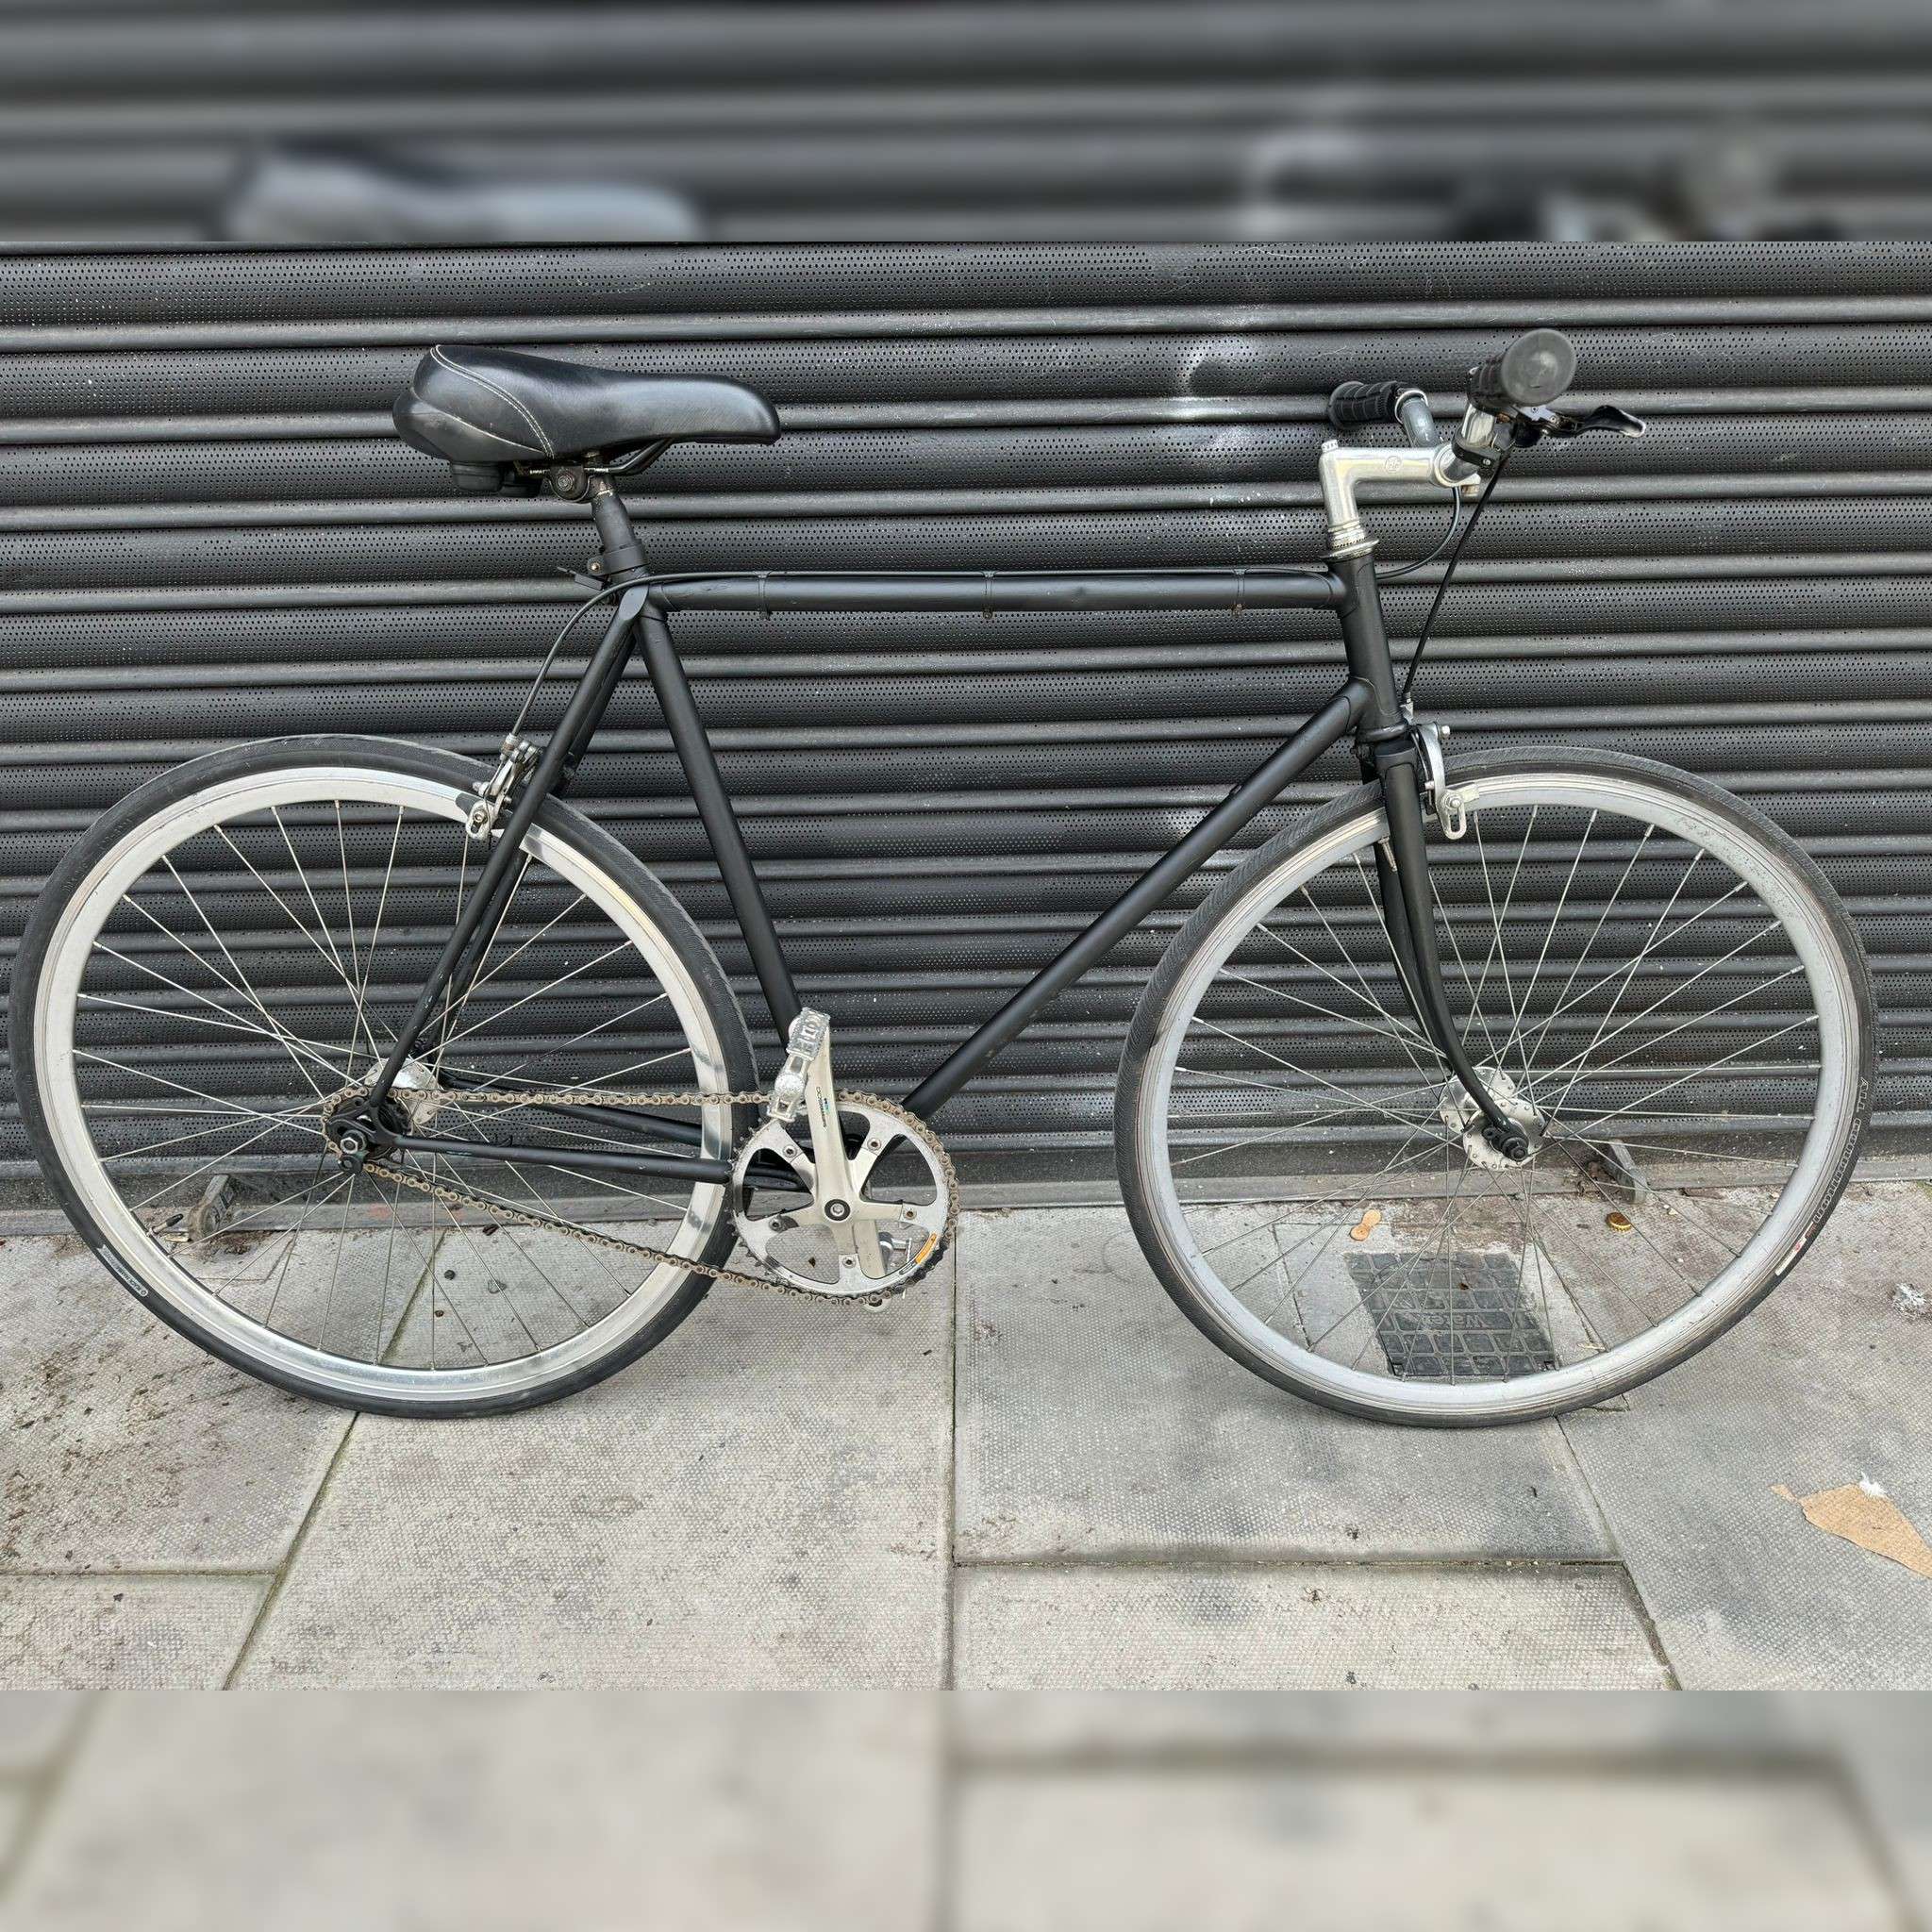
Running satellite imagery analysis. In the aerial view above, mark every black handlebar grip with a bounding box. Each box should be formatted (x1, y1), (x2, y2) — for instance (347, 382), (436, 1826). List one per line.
(1326, 378), (1407, 428)
(1466, 328), (1577, 412)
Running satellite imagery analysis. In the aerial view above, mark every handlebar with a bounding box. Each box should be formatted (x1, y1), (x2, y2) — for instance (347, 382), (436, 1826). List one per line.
(1326, 328), (1582, 449)
(1325, 379), (1439, 448)
(1464, 328), (1576, 413)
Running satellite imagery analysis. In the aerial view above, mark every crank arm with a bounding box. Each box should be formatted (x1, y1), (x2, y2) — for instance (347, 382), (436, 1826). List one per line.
(777, 1010), (892, 1280)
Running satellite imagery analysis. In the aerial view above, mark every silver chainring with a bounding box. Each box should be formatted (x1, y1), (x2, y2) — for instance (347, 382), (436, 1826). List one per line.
(330, 1074), (953, 1306)
(732, 1093), (954, 1298)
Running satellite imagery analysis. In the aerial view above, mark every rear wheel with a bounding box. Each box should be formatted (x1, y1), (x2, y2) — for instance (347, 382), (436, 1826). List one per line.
(10, 736), (756, 1416)
(1117, 750), (1873, 1426)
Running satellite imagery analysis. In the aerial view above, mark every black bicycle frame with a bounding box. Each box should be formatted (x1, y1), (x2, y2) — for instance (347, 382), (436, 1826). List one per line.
(360, 539), (1514, 1187)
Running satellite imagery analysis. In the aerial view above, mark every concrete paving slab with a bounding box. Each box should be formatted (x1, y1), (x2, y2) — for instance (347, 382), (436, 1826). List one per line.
(178, 1207), (442, 1367)
(956, 1758), (1907, 1931)
(0, 1578), (264, 1689)
(235, 1263), (954, 1687)
(952, 1562), (1671, 1690)
(955, 1688), (1807, 1759)
(955, 1207), (1611, 1562)
(5, 1694), (939, 1931)
(0, 1692), (81, 1775)
(0, 1788), (26, 1887)
(0, 1232), (394, 1573)
(1816, 1698), (1932, 1930)
(1559, 1182), (1932, 1689)
(386, 1215), (688, 1371)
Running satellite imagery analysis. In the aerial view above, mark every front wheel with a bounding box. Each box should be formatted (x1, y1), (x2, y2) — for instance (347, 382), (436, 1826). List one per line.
(1117, 749), (1874, 1426)
(10, 736), (757, 1417)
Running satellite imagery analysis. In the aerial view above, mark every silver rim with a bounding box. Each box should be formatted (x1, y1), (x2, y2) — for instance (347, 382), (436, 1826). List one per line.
(1138, 767), (1862, 1422)
(33, 762), (736, 1407)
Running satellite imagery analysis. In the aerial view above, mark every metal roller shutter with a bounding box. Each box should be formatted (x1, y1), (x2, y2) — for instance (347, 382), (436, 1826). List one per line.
(2, 4), (1931, 245)
(1, 240), (1926, 1174)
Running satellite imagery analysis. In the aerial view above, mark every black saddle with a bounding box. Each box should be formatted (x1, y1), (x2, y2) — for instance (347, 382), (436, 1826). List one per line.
(394, 346), (779, 476)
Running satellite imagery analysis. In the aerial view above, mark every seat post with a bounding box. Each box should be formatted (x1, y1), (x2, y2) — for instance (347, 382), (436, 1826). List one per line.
(586, 471), (648, 581)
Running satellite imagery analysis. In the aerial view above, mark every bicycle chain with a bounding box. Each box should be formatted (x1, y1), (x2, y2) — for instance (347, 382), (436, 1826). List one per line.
(357, 1087), (957, 1305)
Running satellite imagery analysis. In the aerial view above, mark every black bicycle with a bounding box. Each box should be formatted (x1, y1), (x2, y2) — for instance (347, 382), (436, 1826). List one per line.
(10, 328), (1874, 1425)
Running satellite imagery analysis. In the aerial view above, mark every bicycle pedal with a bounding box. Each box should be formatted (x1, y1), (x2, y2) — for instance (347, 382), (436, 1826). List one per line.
(768, 1007), (830, 1122)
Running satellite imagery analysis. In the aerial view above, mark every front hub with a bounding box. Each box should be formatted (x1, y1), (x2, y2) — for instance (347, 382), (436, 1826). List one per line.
(1439, 1066), (1543, 1172)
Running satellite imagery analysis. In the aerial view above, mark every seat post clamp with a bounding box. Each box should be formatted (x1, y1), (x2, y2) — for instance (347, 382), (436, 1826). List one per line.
(587, 474), (648, 580)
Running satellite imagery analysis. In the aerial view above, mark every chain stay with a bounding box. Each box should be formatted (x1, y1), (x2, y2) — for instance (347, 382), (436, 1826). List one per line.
(360, 1085), (955, 1304)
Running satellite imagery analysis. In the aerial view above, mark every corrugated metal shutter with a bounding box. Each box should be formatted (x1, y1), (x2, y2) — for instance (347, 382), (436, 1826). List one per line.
(4, 4), (1932, 244)
(2, 241), (1926, 1174)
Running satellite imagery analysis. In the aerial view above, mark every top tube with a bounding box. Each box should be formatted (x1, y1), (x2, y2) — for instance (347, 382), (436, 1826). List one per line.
(645, 567), (1346, 614)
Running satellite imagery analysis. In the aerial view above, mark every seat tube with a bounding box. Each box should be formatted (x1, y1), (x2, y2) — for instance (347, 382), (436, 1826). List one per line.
(635, 598), (801, 1037)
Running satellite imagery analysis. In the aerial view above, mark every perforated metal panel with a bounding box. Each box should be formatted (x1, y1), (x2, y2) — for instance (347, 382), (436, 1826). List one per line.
(3, 2), (1932, 245)
(1, 241), (1925, 1171)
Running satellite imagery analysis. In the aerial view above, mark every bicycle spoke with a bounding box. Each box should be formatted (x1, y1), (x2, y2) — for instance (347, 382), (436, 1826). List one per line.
(1501, 808), (1596, 1088)
(439, 852), (536, 1057)
(1292, 884), (1440, 1075)
(103, 1107), (306, 1168)
(1149, 769), (1856, 1415)
(1434, 891), (1508, 1069)
(1217, 966), (1443, 1062)
(77, 986), (352, 1083)
(119, 882), (340, 1102)
(346, 807), (406, 1066)
(1514, 824), (1655, 1073)
(1467, 802), (1537, 1074)
(1254, 912), (1441, 1067)
(1535, 924), (1789, 1112)
(74, 1050), (334, 1136)
(43, 768), (737, 1404)
(212, 825), (372, 1021)
(1190, 1018), (1440, 1135)
(435, 937), (637, 1054)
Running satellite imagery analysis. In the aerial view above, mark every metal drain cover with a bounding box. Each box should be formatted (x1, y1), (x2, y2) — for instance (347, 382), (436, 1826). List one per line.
(1344, 1252), (1558, 1380)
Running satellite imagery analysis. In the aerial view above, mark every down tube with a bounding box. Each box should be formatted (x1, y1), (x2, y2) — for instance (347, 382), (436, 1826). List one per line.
(903, 680), (1369, 1119)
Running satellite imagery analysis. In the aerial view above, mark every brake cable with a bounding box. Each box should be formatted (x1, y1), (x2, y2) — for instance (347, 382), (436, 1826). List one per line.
(1399, 446), (1512, 705)
(1375, 486), (1463, 584)
(505, 578), (630, 741)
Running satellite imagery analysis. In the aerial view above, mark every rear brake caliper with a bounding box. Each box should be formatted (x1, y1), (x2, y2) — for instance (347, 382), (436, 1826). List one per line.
(465, 734), (538, 841)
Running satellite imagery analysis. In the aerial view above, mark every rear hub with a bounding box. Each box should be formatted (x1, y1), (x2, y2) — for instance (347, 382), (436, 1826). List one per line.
(324, 1057), (446, 1165)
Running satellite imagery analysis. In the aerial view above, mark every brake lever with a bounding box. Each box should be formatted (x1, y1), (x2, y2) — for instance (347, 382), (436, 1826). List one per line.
(1515, 403), (1648, 442)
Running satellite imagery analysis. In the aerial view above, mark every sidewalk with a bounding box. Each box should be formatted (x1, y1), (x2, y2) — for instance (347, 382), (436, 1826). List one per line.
(3, 1694), (1929, 1929)
(4, 1185), (1931, 1690)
